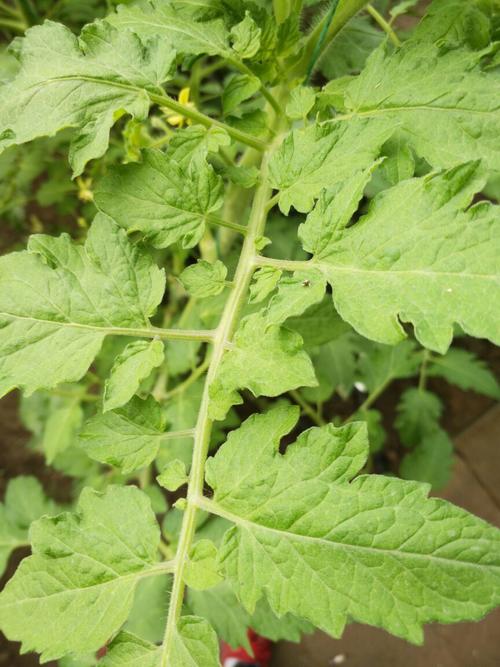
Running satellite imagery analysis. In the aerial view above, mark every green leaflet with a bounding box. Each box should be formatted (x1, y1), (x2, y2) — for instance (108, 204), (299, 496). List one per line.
(0, 20), (175, 175)
(400, 428), (455, 490)
(395, 388), (443, 448)
(0, 214), (165, 396)
(267, 120), (392, 213)
(428, 348), (500, 399)
(41, 394), (84, 463)
(78, 395), (176, 474)
(413, 0), (494, 49)
(104, 339), (165, 412)
(184, 539), (223, 590)
(357, 340), (421, 393)
(170, 616), (222, 666)
(230, 12), (262, 59)
(208, 312), (317, 420)
(249, 267), (282, 304)
(305, 163), (500, 353)
(180, 260), (228, 299)
(157, 459), (189, 492)
(101, 632), (161, 667)
(0, 486), (165, 662)
(265, 270), (326, 326)
(222, 74), (261, 116)
(341, 38), (500, 174)
(285, 86), (316, 120)
(0, 476), (58, 577)
(204, 405), (500, 644)
(108, 1), (232, 58)
(94, 149), (224, 249)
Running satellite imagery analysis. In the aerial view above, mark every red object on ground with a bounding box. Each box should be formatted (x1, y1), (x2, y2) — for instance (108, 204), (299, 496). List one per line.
(220, 630), (273, 666)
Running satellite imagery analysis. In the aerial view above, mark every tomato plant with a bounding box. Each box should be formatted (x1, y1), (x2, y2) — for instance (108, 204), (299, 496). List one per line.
(0, 1), (499, 665)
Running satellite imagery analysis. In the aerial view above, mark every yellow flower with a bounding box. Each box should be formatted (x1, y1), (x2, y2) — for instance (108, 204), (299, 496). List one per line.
(165, 87), (193, 127)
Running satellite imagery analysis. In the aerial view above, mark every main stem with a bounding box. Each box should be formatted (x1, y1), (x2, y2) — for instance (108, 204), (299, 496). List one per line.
(159, 148), (276, 665)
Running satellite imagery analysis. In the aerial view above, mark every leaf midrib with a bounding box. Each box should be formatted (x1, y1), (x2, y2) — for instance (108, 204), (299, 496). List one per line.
(199, 497), (500, 573)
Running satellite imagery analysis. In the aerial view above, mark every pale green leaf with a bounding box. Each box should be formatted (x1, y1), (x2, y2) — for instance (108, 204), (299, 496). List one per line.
(42, 397), (83, 463)
(0, 21), (175, 175)
(286, 86), (316, 120)
(205, 406), (500, 644)
(180, 260), (228, 299)
(342, 39), (500, 174)
(400, 428), (454, 490)
(169, 616), (221, 666)
(268, 121), (392, 213)
(249, 267), (282, 304)
(157, 459), (188, 492)
(413, 0), (493, 50)
(167, 125), (231, 167)
(95, 150), (224, 249)
(230, 11), (262, 59)
(0, 476), (57, 577)
(78, 396), (171, 474)
(101, 632), (160, 667)
(222, 73), (261, 116)
(395, 388), (443, 448)
(265, 270), (326, 326)
(379, 133), (415, 186)
(298, 162), (380, 257)
(108, 1), (231, 57)
(104, 339), (164, 412)
(208, 313), (317, 420)
(286, 297), (351, 348)
(184, 539), (223, 591)
(308, 163), (500, 352)
(0, 486), (163, 661)
(302, 333), (358, 402)
(357, 340), (421, 393)
(428, 348), (500, 399)
(0, 214), (165, 397)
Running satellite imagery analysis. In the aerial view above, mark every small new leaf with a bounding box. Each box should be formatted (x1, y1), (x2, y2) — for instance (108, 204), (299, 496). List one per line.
(249, 267), (282, 304)
(180, 260), (228, 299)
(184, 539), (223, 591)
(230, 12), (262, 59)
(395, 388), (443, 448)
(104, 339), (164, 412)
(157, 459), (188, 492)
(286, 86), (316, 120)
(78, 396), (169, 474)
(400, 428), (454, 490)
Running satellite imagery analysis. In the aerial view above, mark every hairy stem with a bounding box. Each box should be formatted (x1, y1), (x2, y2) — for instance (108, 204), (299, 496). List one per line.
(366, 4), (401, 47)
(149, 92), (266, 152)
(159, 138), (281, 667)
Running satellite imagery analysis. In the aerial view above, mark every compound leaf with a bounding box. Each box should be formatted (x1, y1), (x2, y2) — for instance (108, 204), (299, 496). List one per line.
(395, 388), (443, 448)
(428, 348), (500, 399)
(0, 486), (163, 662)
(104, 339), (164, 412)
(0, 214), (165, 397)
(400, 428), (455, 490)
(0, 20), (175, 175)
(95, 150), (224, 249)
(205, 406), (500, 644)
